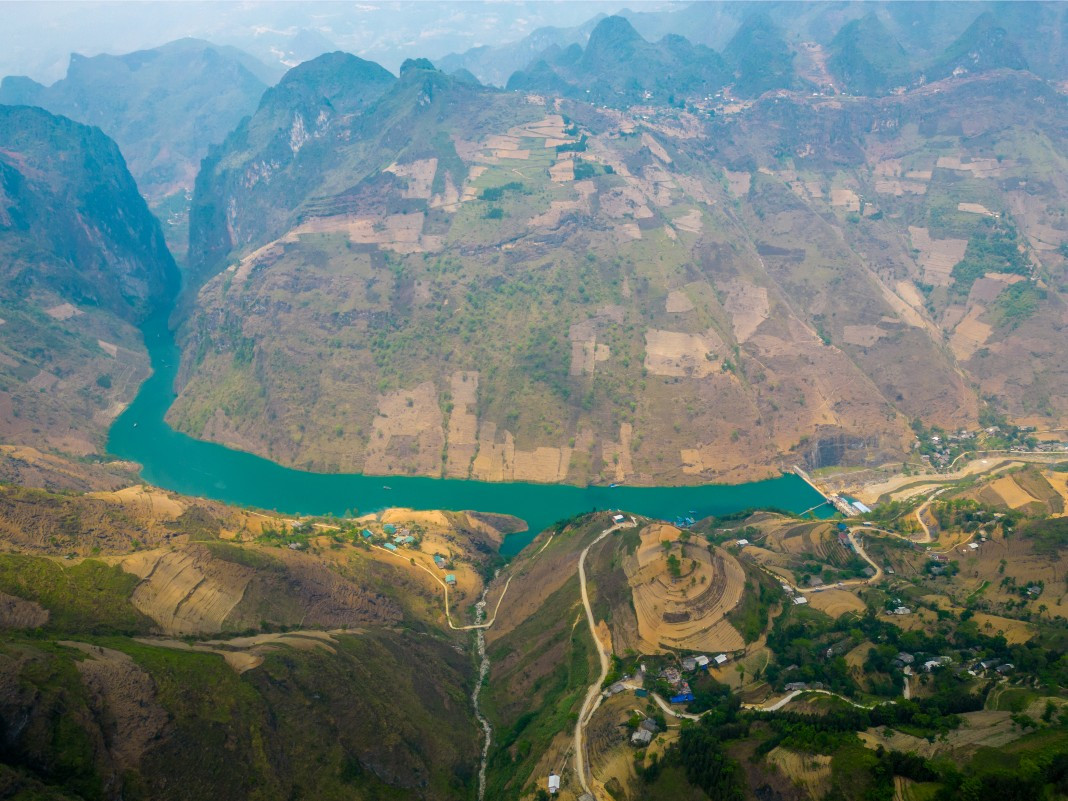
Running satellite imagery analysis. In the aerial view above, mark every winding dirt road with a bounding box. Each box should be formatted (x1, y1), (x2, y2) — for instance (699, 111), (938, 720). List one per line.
(574, 518), (635, 800)
(372, 544), (512, 630)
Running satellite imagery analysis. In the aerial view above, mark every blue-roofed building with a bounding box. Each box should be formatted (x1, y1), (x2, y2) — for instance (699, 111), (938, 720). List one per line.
(669, 692), (695, 704)
(396, 535), (416, 545)
(361, 529), (374, 539)
(383, 543), (398, 552)
(433, 554), (446, 568)
(445, 574), (457, 585)
(383, 523), (397, 535)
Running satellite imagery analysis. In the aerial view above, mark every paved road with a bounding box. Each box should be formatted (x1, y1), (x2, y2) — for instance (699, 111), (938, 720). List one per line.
(573, 519), (635, 800)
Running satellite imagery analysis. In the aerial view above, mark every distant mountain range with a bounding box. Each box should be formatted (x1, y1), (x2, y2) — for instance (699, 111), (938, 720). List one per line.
(0, 39), (272, 202)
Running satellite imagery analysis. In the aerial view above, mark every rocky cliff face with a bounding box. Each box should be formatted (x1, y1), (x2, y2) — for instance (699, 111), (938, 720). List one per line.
(0, 105), (178, 318)
(0, 105), (178, 455)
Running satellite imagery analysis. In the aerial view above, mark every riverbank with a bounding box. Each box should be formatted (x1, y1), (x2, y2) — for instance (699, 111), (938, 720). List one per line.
(107, 309), (830, 555)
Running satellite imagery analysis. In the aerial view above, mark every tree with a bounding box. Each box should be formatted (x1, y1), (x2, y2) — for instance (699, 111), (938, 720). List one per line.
(667, 554), (682, 579)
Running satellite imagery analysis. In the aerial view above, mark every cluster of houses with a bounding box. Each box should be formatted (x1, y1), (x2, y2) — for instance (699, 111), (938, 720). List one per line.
(888, 595), (912, 615)
(780, 582), (809, 605)
(360, 524), (458, 586)
(661, 654), (730, 703)
(888, 651), (1014, 677)
(362, 523), (417, 551)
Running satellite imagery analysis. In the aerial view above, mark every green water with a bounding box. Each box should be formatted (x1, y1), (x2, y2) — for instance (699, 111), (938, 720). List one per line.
(108, 309), (829, 555)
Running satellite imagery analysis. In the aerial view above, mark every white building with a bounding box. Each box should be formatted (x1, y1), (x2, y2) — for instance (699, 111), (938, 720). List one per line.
(548, 773), (560, 795)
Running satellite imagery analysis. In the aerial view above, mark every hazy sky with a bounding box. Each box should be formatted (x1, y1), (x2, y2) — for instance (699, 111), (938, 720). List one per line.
(0, 1), (679, 82)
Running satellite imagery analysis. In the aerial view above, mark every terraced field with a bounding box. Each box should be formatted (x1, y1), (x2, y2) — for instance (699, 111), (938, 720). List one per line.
(624, 523), (745, 653)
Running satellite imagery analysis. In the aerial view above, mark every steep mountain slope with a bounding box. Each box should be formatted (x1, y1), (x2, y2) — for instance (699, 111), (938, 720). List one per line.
(827, 13), (911, 95)
(507, 16), (727, 107)
(188, 51), (398, 282)
(0, 483), (513, 799)
(1, 631), (479, 801)
(176, 51), (1068, 485)
(0, 39), (271, 202)
(924, 12), (1030, 82)
(722, 12), (807, 98)
(0, 105), (177, 456)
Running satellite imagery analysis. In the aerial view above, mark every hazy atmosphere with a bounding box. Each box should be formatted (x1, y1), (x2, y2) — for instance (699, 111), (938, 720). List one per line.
(1, 2), (1067, 800)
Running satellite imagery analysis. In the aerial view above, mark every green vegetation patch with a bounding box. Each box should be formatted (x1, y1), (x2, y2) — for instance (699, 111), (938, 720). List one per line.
(989, 281), (1046, 329)
(949, 219), (1031, 297)
(726, 561), (785, 643)
(1021, 516), (1068, 556)
(0, 555), (151, 634)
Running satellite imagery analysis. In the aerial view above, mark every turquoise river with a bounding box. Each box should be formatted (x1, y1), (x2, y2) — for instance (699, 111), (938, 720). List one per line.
(108, 309), (830, 555)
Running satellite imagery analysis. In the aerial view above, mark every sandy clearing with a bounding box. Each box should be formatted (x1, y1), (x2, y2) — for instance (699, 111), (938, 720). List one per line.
(720, 279), (770, 342)
(958, 202), (996, 216)
(460, 165), (488, 200)
(599, 184), (653, 219)
(603, 423), (634, 483)
(26, 370), (59, 392)
(470, 422), (573, 483)
(672, 208), (703, 234)
(88, 485), (186, 519)
(895, 280), (927, 313)
(969, 273), (1024, 305)
(549, 157), (574, 182)
(842, 325), (886, 347)
(45, 302), (81, 320)
(830, 188), (861, 211)
(936, 156), (1004, 177)
(122, 548), (254, 635)
(641, 132), (672, 163)
(0, 590), (49, 628)
(384, 158), (438, 200)
(290, 211), (440, 254)
(569, 317), (613, 376)
(530, 199), (581, 228)
(445, 371), (479, 478)
(493, 149), (530, 160)
(364, 381), (446, 477)
(643, 329), (722, 378)
(231, 234), (296, 287)
(665, 290), (695, 314)
(429, 173), (461, 210)
(875, 179), (927, 195)
(949, 305), (992, 361)
(860, 709), (1021, 758)
(96, 339), (119, 357)
(724, 170), (751, 197)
